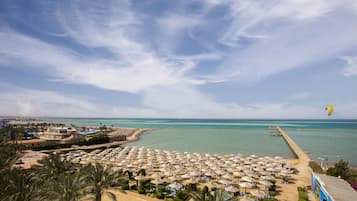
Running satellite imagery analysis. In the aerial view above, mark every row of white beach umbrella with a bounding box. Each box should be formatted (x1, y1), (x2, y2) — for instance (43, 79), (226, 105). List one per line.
(63, 146), (294, 196)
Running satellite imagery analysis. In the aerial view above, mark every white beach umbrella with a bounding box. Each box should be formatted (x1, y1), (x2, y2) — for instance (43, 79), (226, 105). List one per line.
(240, 176), (253, 183)
(260, 175), (275, 181)
(226, 168), (235, 173)
(281, 169), (293, 174)
(190, 171), (201, 177)
(233, 171), (244, 178)
(259, 180), (273, 187)
(151, 173), (162, 179)
(186, 178), (199, 184)
(225, 185), (239, 193)
(151, 179), (164, 185)
(206, 171), (217, 177)
(223, 174), (234, 180)
(239, 182), (254, 193)
(181, 174), (190, 179)
(266, 167), (276, 172)
(204, 182), (217, 189)
(279, 172), (290, 177)
(215, 170), (225, 175)
(135, 175), (148, 181)
(274, 156), (282, 160)
(260, 171), (271, 176)
(218, 179), (230, 185)
(168, 176), (181, 182)
(250, 189), (266, 198)
(250, 154), (258, 158)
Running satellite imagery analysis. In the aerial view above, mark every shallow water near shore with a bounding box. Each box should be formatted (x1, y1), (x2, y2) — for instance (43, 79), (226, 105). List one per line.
(46, 118), (357, 165)
(130, 128), (296, 158)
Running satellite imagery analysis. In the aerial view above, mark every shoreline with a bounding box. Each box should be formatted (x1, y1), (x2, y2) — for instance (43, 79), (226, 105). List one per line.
(126, 128), (150, 142)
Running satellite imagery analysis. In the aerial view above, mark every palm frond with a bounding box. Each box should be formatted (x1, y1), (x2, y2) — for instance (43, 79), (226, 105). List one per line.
(105, 191), (117, 201)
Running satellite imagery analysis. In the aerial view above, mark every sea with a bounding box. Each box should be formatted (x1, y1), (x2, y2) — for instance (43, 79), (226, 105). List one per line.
(44, 118), (357, 166)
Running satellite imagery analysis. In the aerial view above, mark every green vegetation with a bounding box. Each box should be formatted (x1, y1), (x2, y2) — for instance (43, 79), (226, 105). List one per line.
(309, 161), (324, 173)
(297, 187), (308, 201)
(0, 125), (26, 141)
(84, 134), (110, 145)
(326, 159), (357, 190)
(85, 163), (124, 201)
(0, 137), (125, 201)
(31, 134), (111, 151)
(326, 159), (350, 179)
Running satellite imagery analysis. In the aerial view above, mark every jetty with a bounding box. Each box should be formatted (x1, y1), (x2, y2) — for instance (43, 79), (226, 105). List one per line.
(274, 126), (313, 201)
(276, 126), (310, 163)
(268, 126), (281, 136)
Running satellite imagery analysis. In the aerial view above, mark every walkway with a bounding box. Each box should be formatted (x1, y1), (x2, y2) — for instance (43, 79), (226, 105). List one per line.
(275, 126), (313, 201)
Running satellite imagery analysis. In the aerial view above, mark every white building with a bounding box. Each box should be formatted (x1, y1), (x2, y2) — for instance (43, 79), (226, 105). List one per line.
(41, 127), (77, 141)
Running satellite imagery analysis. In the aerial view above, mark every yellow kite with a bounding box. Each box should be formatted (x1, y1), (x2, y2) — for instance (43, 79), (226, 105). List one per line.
(325, 105), (334, 116)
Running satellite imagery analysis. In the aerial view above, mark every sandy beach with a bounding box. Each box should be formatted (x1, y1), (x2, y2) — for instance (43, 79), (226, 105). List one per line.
(65, 144), (298, 201)
(102, 190), (161, 201)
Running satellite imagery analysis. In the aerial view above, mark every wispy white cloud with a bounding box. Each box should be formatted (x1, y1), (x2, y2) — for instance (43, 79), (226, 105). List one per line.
(0, 83), (99, 117)
(1, 0), (357, 118)
(156, 13), (202, 54)
(0, 28), (191, 93)
(341, 56), (357, 76)
(213, 0), (356, 46)
(216, 11), (357, 81)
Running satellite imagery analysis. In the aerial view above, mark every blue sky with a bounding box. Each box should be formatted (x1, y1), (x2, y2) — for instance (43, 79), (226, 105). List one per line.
(1, 0), (357, 118)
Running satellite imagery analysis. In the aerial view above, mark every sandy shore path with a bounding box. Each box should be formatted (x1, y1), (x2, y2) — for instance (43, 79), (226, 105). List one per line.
(102, 190), (161, 201)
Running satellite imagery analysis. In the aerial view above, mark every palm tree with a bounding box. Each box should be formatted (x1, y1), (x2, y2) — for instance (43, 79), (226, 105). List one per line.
(1, 169), (43, 201)
(137, 168), (146, 176)
(190, 189), (239, 201)
(85, 163), (122, 201)
(189, 192), (206, 201)
(209, 189), (226, 201)
(136, 169), (147, 193)
(124, 169), (133, 181)
(44, 173), (87, 201)
(0, 138), (19, 174)
(34, 153), (71, 181)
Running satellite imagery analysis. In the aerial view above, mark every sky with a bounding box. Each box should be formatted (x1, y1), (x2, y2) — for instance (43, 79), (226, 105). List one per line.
(1, 0), (357, 118)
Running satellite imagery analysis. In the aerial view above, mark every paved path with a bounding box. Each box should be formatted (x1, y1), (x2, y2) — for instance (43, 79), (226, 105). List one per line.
(275, 126), (313, 201)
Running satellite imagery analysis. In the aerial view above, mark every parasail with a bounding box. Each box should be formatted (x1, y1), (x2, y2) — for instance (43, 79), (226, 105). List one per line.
(325, 105), (334, 116)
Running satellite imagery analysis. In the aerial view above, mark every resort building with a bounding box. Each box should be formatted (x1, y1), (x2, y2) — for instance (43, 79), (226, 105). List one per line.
(311, 172), (357, 201)
(40, 126), (77, 141)
(0, 119), (8, 128)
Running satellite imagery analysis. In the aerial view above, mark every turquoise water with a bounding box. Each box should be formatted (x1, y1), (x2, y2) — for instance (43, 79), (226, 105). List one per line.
(45, 118), (357, 165)
(130, 128), (295, 158)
